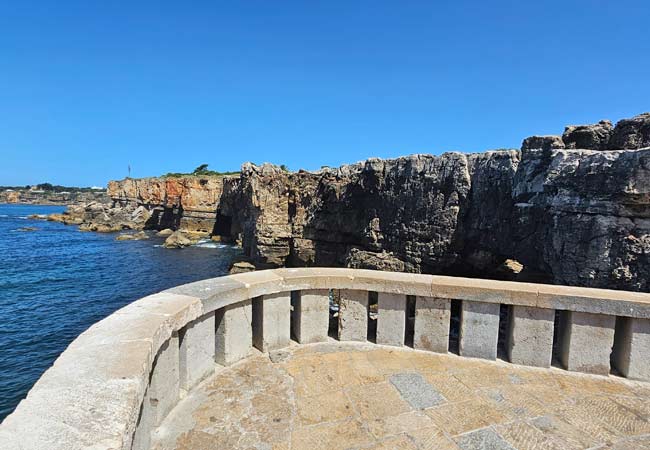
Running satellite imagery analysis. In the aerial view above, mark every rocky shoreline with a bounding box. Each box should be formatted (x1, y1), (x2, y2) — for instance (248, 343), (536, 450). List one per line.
(41, 112), (650, 290)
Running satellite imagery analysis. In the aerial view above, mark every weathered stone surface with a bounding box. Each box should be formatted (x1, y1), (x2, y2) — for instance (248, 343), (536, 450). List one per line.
(388, 373), (445, 409)
(521, 135), (565, 151)
(507, 306), (554, 368)
(252, 293), (291, 352)
(376, 293), (407, 346)
(213, 113), (650, 294)
(291, 289), (330, 344)
(413, 296), (450, 353)
(179, 313), (215, 391)
(146, 342), (641, 450)
(163, 231), (193, 248)
(149, 334), (180, 426)
(459, 301), (500, 360)
(215, 300), (252, 366)
(562, 119), (613, 150)
(612, 317), (650, 381)
(608, 112), (650, 149)
(559, 311), (615, 375)
(338, 289), (369, 342)
(512, 146), (650, 291)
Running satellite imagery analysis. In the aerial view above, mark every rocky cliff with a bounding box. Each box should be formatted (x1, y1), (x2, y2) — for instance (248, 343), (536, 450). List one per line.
(51, 112), (650, 292)
(216, 112), (650, 291)
(107, 176), (227, 234)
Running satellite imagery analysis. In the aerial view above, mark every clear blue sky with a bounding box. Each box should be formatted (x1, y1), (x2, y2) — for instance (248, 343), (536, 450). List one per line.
(1, 1), (649, 187)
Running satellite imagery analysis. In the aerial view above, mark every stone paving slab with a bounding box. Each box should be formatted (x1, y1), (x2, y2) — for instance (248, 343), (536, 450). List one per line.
(152, 341), (650, 450)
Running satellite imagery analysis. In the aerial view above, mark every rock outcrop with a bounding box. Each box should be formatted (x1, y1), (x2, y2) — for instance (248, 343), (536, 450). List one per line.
(562, 120), (613, 150)
(50, 175), (234, 235)
(47, 112), (650, 292)
(215, 113), (650, 292)
(163, 231), (194, 248)
(218, 152), (521, 276)
(107, 176), (228, 234)
(512, 145), (650, 291)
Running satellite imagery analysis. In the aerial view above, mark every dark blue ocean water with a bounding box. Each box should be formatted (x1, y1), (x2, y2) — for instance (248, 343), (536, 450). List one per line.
(0, 204), (240, 421)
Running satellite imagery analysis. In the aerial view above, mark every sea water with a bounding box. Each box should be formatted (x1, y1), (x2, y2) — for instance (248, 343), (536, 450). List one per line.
(0, 204), (241, 420)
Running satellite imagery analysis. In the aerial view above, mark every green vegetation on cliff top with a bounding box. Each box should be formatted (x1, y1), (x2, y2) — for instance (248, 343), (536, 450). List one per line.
(162, 164), (239, 178)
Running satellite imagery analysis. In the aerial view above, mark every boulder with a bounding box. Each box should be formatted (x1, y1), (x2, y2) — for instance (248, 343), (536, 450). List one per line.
(163, 231), (192, 248)
(521, 135), (564, 152)
(608, 113), (650, 149)
(156, 228), (174, 237)
(345, 249), (406, 272)
(229, 261), (256, 274)
(562, 120), (613, 150)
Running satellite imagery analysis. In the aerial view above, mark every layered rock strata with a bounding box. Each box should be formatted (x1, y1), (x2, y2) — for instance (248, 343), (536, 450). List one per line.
(217, 113), (650, 291)
(48, 112), (650, 292)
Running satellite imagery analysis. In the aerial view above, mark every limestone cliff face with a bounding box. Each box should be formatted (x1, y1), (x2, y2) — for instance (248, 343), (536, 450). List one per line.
(216, 113), (650, 292)
(107, 176), (228, 233)
(85, 111), (650, 292)
(512, 147), (650, 290)
(219, 152), (521, 275)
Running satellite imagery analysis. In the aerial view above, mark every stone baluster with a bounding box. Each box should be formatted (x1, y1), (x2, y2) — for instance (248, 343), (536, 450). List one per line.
(252, 293), (291, 352)
(612, 317), (650, 381)
(215, 300), (252, 365)
(179, 312), (216, 391)
(338, 290), (368, 342)
(292, 289), (330, 344)
(558, 311), (615, 375)
(413, 296), (451, 353)
(507, 306), (555, 368)
(459, 301), (500, 360)
(376, 293), (407, 346)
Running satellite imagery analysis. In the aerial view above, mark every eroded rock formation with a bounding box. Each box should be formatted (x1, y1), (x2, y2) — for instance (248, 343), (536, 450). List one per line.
(217, 113), (650, 291)
(49, 112), (650, 292)
(107, 176), (227, 234)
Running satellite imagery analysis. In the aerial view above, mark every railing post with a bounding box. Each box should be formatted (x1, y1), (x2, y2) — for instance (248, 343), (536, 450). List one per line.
(507, 306), (554, 368)
(132, 388), (153, 450)
(215, 300), (252, 365)
(459, 301), (499, 360)
(558, 311), (615, 375)
(413, 296), (450, 353)
(292, 289), (330, 344)
(376, 293), (407, 346)
(338, 290), (368, 342)
(149, 334), (180, 425)
(252, 293), (291, 352)
(179, 312), (216, 391)
(612, 317), (650, 381)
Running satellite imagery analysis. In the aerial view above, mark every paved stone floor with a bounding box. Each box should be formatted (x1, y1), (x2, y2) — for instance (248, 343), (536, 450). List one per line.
(153, 341), (650, 450)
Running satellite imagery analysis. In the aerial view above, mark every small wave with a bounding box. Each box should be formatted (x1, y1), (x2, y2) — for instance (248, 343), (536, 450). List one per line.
(194, 239), (233, 249)
(0, 214), (8, 218)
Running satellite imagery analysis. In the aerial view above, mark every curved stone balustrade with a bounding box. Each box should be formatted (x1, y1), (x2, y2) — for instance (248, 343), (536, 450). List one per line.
(2, 268), (650, 450)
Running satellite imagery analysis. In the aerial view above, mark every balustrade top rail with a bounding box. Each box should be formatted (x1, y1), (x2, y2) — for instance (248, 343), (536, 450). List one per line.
(2, 268), (650, 450)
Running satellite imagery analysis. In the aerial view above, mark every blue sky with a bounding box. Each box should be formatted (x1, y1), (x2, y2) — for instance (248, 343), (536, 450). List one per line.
(1, 1), (649, 186)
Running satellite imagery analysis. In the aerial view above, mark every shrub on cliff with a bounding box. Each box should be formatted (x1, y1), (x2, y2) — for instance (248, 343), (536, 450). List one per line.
(162, 164), (238, 178)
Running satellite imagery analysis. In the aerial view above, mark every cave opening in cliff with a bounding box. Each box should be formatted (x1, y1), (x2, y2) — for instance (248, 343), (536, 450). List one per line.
(213, 209), (233, 238)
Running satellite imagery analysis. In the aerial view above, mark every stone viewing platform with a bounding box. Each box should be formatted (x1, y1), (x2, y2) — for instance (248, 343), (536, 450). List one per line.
(1, 268), (650, 449)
